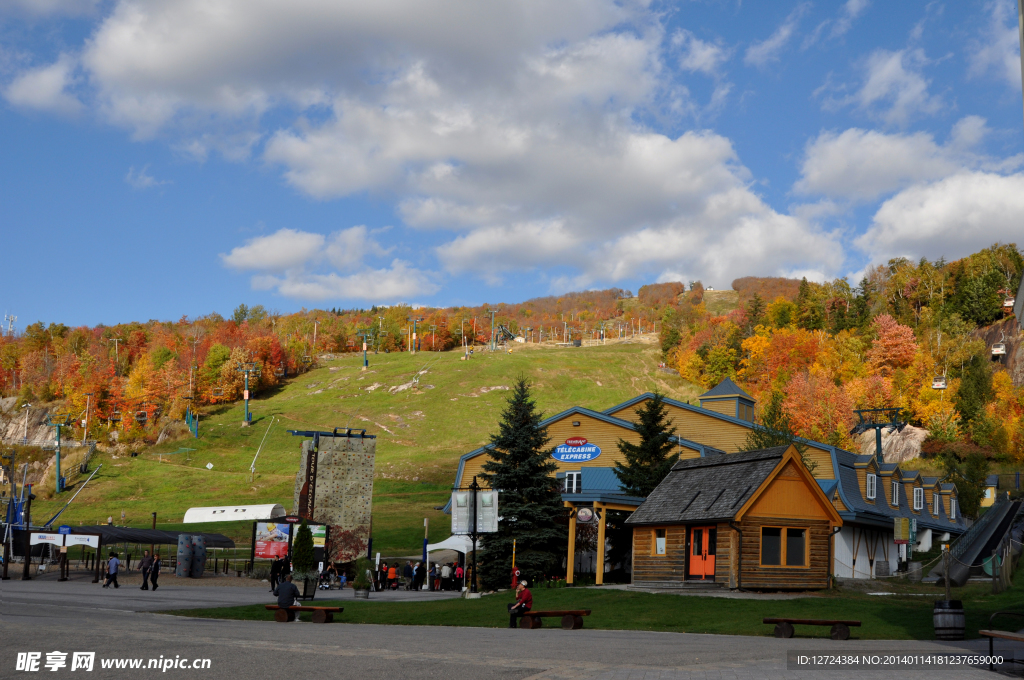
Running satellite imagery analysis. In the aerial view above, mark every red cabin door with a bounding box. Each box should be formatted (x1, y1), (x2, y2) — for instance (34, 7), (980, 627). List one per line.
(688, 526), (717, 580)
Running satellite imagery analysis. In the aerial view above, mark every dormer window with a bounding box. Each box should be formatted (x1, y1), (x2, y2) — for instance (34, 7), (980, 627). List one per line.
(933, 493), (939, 515)
(892, 481), (899, 507)
(913, 487), (923, 511)
(866, 473), (876, 500)
(950, 499), (957, 520)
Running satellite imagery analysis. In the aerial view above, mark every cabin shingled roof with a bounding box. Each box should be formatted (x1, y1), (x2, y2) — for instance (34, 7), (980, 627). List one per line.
(698, 377), (754, 401)
(625, 446), (789, 526)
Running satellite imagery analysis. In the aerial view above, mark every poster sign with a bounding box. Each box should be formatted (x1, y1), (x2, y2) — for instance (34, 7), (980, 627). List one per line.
(552, 437), (601, 463)
(477, 491), (498, 533)
(451, 492), (471, 534)
(255, 522), (291, 558)
(894, 517), (910, 545)
(58, 525), (71, 535)
(30, 532), (64, 546)
(298, 444), (319, 520)
(66, 534), (100, 548)
(311, 524), (327, 548)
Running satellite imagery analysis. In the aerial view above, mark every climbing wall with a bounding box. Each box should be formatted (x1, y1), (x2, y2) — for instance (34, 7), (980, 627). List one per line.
(292, 434), (375, 563)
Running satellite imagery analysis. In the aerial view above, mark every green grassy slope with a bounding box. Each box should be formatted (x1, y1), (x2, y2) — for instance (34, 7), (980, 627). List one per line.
(33, 342), (699, 554)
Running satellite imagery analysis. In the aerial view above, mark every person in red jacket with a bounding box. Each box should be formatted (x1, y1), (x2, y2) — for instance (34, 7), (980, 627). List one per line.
(508, 580), (532, 628)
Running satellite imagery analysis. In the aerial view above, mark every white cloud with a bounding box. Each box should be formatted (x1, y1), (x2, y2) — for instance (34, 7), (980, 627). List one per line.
(831, 0), (869, 39)
(850, 48), (943, 125)
(674, 30), (731, 76)
(124, 165), (171, 189)
(968, 0), (1022, 90)
(221, 228), (325, 273)
(436, 220), (581, 283)
(744, 3), (809, 68)
(4, 54), (81, 115)
(221, 226), (431, 301)
(856, 172), (1024, 263)
(796, 116), (998, 201)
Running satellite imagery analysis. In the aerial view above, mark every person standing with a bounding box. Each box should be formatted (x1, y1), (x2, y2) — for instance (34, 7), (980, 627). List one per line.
(441, 562), (452, 591)
(403, 561), (413, 590)
(269, 556), (282, 592)
(507, 580), (533, 628)
(387, 563), (397, 590)
(429, 563), (438, 591)
(454, 563), (464, 591)
(139, 550), (154, 590)
(150, 553), (161, 591)
(103, 552), (120, 589)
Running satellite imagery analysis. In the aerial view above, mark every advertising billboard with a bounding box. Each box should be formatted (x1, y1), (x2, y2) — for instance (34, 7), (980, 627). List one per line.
(552, 437), (601, 462)
(311, 524), (327, 548)
(254, 522), (290, 558)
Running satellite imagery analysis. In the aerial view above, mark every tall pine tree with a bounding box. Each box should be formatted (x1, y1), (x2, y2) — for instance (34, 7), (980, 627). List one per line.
(479, 376), (566, 588)
(613, 393), (680, 497)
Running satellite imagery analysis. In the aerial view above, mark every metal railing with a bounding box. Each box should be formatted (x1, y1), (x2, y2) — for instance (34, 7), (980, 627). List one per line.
(951, 496), (1008, 561)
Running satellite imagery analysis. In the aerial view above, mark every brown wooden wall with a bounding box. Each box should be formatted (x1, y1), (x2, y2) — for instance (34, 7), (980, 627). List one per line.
(608, 401), (750, 453)
(737, 517), (831, 590)
(632, 526), (687, 583)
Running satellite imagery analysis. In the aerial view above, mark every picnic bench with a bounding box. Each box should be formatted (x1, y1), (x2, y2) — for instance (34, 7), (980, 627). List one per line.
(265, 605), (343, 623)
(763, 617), (861, 640)
(979, 611), (1024, 670)
(519, 609), (592, 630)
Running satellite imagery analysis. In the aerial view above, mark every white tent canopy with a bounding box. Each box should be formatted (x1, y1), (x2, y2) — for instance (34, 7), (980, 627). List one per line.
(183, 504), (285, 523)
(426, 535), (476, 554)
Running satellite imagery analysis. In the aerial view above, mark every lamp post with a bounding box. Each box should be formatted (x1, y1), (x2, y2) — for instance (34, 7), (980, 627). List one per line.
(21, 486), (34, 580)
(82, 393), (93, 443)
(429, 325), (437, 350)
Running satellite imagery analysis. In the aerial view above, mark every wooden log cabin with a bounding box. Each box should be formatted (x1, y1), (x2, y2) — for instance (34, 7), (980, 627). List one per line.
(625, 446), (842, 590)
(446, 378), (966, 584)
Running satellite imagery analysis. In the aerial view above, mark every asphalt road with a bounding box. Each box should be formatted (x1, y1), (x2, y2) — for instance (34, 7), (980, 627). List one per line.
(1, 578), (1017, 680)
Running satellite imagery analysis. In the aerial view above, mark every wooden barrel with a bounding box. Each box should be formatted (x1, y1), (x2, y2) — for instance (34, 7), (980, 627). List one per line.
(933, 600), (965, 640)
(175, 534), (193, 578)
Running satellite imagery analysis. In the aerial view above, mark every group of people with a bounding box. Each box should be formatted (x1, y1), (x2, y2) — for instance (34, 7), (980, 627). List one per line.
(268, 555), (291, 592)
(318, 562), (347, 589)
(375, 560), (463, 591)
(102, 550), (160, 590)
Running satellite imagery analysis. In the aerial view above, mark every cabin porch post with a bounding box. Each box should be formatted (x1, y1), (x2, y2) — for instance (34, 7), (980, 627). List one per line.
(595, 502), (606, 585)
(564, 501), (576, 585)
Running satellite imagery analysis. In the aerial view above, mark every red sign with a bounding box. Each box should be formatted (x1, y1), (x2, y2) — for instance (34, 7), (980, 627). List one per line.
(254, 522), (290, 559)
(565, 437), (588, 447)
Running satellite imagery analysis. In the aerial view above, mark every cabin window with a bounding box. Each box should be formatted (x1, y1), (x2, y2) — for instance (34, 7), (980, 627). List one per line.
(913, 487), (924, 511)
(866, 474), (876, 500)
(786, 529), (806, 566)
(760, 528), (782, 565)
(563, 472), (581, 494)
(760, 527), (808, 567)
(933, 493), (939, 515)
(891, 481), (899, 507)
(950, 500), (957, 520)
(654, 529), (666, 555)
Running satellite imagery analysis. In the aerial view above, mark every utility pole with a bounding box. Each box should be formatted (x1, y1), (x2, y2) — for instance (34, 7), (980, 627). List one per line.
(21, 485), (34, 580)
(487, 310), (496, 351)
(429, 325), (437, 350)
(45, 414), (73, 493)
(3, 314), (15, 337)
(21, 403), (31, 445)
(108, 337), (122, 376)
(82, 393), (93, 443)
(357, 328), (370, 370)
(377, 316), (385, 353)
(237, 362), (261, 425)
(311, 318), (319, 359)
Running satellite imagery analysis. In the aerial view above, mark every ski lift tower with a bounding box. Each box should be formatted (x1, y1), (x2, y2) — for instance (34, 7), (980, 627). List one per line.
(850, 407), (906, 465)
(356, 328), (371, 370)
(238, 361), (261, 425)
(45, 413), (75, 493)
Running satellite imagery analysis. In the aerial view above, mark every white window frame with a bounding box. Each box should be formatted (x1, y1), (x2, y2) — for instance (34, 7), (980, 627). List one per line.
(950, 499), (957, 520)
(654, 529), (666, 555)
(892, 481), (899, 507)
(913, 487), (923, 511)
(563, 471), (581, 494)
(866, 473), (876, 500)
(933, 493), (939, 515)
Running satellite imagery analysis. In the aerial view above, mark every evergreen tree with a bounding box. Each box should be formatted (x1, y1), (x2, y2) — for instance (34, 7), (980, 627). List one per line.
(479, 376), (566, 589)
(747, 293), (766, 327)
(613, 393), (680, 497)
(742, 390), (816, 473)
(292, 520), (315, 576)
(954, 354), (993, 426)
(939, 451), (989, 520)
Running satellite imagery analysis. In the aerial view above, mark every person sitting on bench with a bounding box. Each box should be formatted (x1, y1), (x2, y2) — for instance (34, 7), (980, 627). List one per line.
(274, 574), (300, 609)
(508, 579), (532, 628)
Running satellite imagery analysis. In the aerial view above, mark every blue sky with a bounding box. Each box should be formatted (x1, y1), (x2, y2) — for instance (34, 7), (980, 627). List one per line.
(2, 0), (1023, 328)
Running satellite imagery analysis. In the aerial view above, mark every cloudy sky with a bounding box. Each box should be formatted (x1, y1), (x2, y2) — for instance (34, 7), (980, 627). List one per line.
(3, 0), (1023, 326)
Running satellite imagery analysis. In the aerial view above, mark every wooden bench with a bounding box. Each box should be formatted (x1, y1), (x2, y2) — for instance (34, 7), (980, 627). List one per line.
(265, 605), (343, 623)
(519, 609), (592, 630)
(763, 617), (861, 640)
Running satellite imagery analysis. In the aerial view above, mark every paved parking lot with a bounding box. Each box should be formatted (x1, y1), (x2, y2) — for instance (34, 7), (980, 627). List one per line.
(1, 578), (1015, 679)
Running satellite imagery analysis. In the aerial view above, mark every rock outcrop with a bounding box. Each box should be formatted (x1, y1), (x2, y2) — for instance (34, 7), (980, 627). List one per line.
(857, 424), (930, 464)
